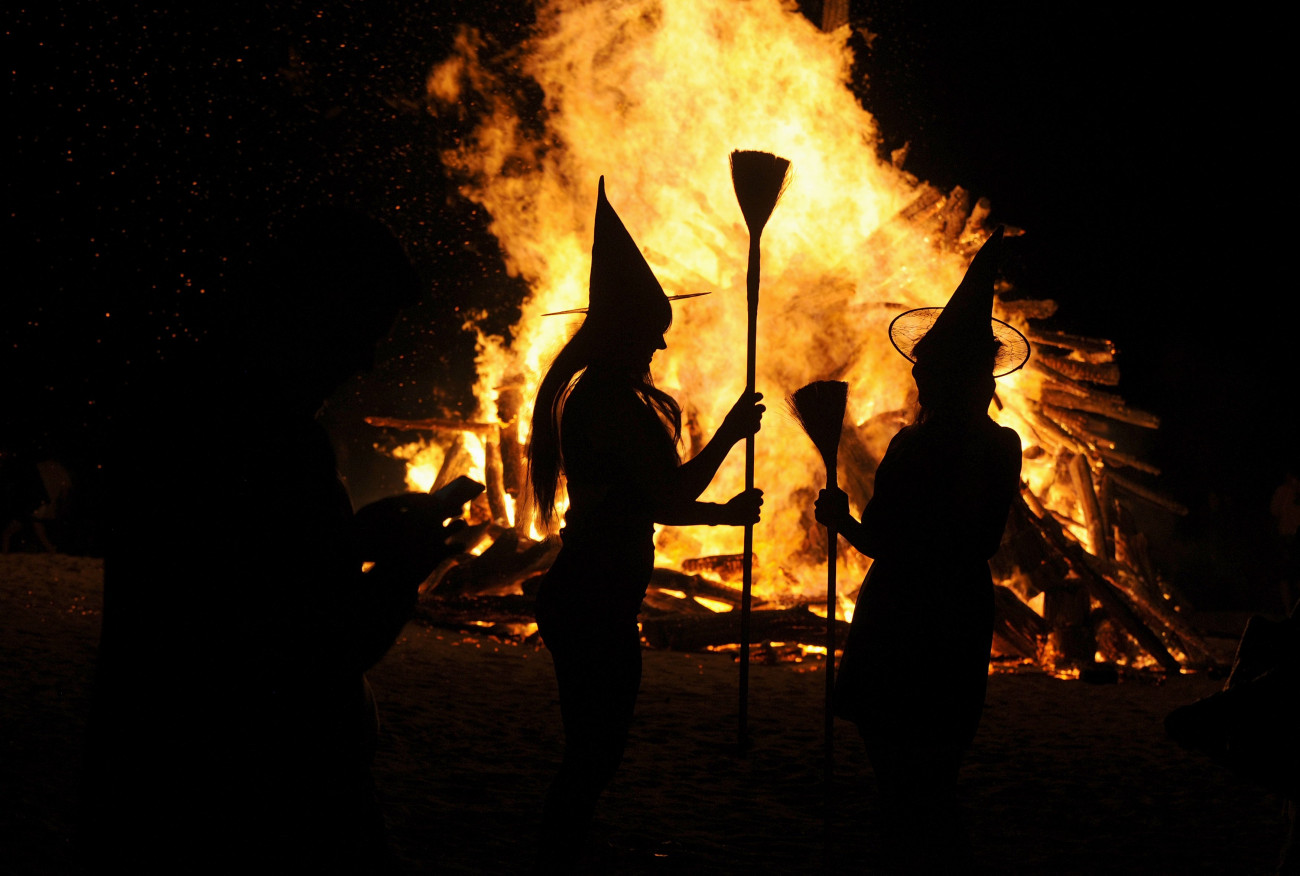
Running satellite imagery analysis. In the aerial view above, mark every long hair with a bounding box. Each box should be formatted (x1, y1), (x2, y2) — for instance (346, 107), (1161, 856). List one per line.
(528, 317), (681, 529)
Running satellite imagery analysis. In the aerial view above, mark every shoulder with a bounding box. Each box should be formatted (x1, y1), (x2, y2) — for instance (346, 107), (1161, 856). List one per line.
(992, 422), (1022, 454)
(564, 370), (652, 449)
(565, 370), (643, 421)
(987, 422), (1023, 481)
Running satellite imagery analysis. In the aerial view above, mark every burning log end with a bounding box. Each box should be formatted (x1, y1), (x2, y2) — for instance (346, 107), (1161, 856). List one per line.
(681, 553), (755, 582)
(1036, 354), (1122, 387)
(997, 298), (1059, 321)
(1025, 329), (1117, 360)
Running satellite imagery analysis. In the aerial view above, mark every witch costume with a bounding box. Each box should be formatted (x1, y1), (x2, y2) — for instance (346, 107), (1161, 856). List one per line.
(528, 178), (762, 872)
(817, 227), (1028, 869)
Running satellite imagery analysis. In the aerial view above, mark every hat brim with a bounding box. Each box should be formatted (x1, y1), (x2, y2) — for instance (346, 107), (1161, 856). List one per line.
(889, 307), (1030, 378)
(542, 290), (711, 317)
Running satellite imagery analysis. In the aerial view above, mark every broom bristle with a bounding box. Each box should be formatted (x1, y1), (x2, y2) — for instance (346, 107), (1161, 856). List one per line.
(730, 150), (791, 235)
(786, 380), (849, 471)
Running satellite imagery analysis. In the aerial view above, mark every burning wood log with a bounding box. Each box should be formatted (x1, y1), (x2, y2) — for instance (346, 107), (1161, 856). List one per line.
(1024, 328), (1116, 360)
(1069, 452), (1112, 561)
(1035, 353), (1121, 387)
(1040, 403), (1118, 451)
(650, 567), (759, 608)
(938, 186), (972, 245)
(1041, 389), (1161, 430)
(494, 385), (528, 526)
(993, 499), (1071, 599)
(642, 589), (718, 617)
(1020, 494), (1182, 673)
(997, 298), (1058, 321)
(428, 531), (561, 599)
(1098, 449), (1161, 476)
(680, 554), (753, 583)
(992, 583), (1046, 659)
(1107, 471), (1190, 516)
(959, 196), (993, 248)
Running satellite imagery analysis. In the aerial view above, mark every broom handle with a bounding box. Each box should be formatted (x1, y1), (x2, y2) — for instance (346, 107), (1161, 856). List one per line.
(825, 467), (837, 828)
(739, 235), (760, 750)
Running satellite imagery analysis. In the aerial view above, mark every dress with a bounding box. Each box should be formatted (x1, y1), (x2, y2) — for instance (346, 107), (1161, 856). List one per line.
(833, 415), (1021, 752)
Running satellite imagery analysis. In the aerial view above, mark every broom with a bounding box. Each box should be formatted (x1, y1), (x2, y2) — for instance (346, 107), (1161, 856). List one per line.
(729, 149), (791, 750)
(786, 379), (848, 803)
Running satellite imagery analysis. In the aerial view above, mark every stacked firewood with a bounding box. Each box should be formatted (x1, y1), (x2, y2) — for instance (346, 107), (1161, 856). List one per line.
(369, 183), (1218, 675)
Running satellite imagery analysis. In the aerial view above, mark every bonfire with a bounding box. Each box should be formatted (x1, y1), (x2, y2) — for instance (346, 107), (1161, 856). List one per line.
(365, 0), (1212, 678)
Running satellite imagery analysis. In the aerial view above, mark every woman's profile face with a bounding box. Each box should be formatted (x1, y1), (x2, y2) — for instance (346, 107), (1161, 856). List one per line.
(627, 328), (667, 370)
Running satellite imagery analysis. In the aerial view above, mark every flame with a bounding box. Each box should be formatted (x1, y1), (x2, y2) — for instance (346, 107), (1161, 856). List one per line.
(387, 439), (446, 493)
(408, 0), (1139, 645)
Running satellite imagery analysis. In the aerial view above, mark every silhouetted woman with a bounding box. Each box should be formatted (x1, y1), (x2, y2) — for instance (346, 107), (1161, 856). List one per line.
(529, 178), (763, 872)
(815, 227), (1028, 872)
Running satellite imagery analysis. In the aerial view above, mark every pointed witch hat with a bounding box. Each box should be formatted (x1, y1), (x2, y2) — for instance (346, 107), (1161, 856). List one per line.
(543, 177), (709, 317)
(888, 226), (1030, 377)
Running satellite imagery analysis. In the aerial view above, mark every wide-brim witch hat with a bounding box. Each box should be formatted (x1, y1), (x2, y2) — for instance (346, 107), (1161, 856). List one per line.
(888, 226), (1030, 377)
(543, 177), (709, 317)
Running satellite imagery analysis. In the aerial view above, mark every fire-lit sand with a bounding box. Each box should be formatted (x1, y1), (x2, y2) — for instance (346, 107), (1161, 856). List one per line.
(2, 552), (1288, 875)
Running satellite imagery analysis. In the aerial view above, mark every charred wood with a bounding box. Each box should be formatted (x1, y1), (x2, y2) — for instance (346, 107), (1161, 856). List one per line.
(1040, 404), (1117, 450)
(1069, 452), (1112, 560)
(1108, 472), (1189, 516)
(484, 430), (510, 526)
(1099, 449), (1161, 476)
(992, 584), (1046, 658)
(432, 435), (472, 495)
(642, 589), (718, 616)
(1041, 390), (1160, 430)
(1022, 496), (1182, 672)
(993, 499), (1071, 599)
(1024, 329), (1116, 360)
(681, 554), (753, 583)
(1035, 354), (1122, 387)
(997, 298), (1058, 321)
(1043, 573), (1095, 667)
(649, 567), (757, 608)
(958, 196), (993, 248)
(899, 185), (944, 223)
(428, 532), (561, 599)
(938, 186), (972, 245)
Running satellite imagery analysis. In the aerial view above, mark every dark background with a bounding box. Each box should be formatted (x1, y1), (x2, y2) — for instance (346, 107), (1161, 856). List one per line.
(6, 2), (1292, 611)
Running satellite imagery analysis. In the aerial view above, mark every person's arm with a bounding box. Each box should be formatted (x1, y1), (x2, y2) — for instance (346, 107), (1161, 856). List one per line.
(650, 390), (764, 523)
(972, 426), (1023, 559)
(346, 481), (482, 670)
(814, 486), (871, 555)
(654, 488), (763, 526)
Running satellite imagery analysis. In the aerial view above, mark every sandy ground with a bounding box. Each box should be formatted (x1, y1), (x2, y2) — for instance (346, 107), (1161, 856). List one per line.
(1, 552), (1291, 875)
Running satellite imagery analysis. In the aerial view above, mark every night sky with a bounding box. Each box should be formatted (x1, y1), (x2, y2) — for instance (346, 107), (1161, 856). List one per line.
(6, 3), (1292, 609)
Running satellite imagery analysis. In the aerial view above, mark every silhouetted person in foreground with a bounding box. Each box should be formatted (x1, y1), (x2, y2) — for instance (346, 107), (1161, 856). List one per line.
(1166, 601), (1300, 874)
(80, 208), (474, 874)
(815, 227), (1028, 873)
(528, 178), (763, 873)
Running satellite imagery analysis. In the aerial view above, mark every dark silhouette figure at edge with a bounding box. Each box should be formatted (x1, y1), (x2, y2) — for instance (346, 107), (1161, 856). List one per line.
(78, 208), (479, 874)
(527, 177), (764, 873)
(1166, 600), (1300, 874)
(815, 227), (1028, 874)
